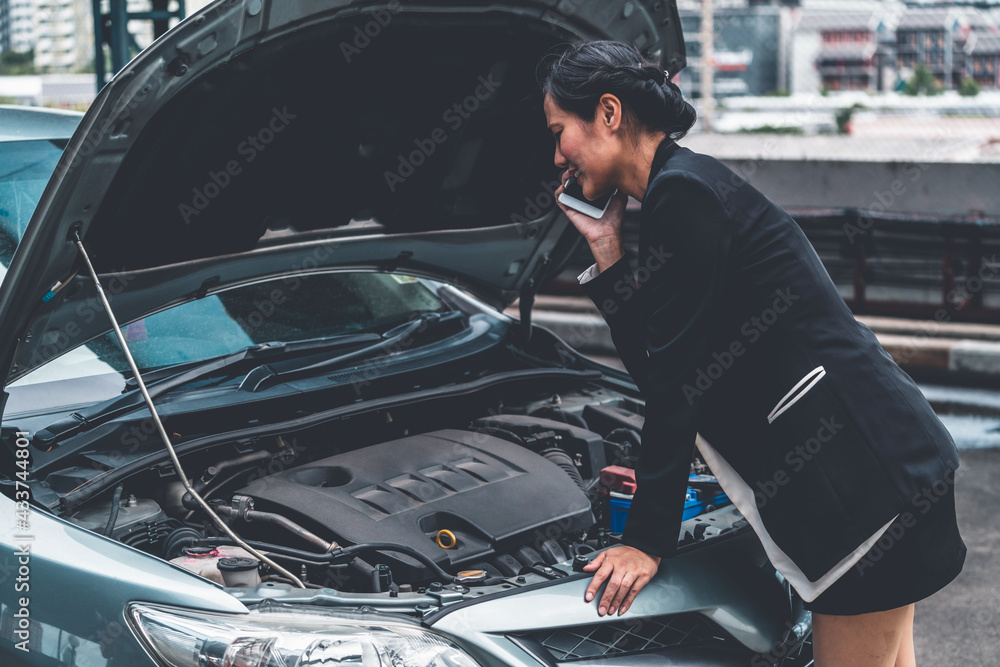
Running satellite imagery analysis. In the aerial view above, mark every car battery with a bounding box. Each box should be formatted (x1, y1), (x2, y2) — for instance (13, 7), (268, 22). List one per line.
(602, 467), (729, 533)
(608, 487), (705, 533)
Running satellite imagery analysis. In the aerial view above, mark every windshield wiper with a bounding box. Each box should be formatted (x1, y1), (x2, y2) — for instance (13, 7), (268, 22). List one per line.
(238, 310), (467, 393)
(32, 332), (383, 448)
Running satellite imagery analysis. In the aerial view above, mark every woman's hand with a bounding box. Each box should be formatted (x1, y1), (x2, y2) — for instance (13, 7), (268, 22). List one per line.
(583, 545), (662, 616)
(555, 170), (629, 271)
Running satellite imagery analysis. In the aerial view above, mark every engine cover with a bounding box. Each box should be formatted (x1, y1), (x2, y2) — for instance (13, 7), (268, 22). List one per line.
(236, 429), (594, 579)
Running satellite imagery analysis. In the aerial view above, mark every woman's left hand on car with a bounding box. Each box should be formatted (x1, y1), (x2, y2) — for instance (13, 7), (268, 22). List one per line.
(583, 545), (662, 616)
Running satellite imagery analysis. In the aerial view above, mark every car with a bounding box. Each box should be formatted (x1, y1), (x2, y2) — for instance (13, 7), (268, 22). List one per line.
(0, 1), (813, 665)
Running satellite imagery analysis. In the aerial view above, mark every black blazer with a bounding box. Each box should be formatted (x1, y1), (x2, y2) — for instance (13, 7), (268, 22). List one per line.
(580, 138), (960, 582)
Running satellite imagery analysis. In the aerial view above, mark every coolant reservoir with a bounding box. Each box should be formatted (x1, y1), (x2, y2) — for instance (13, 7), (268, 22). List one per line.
(169, 546), (261, 587)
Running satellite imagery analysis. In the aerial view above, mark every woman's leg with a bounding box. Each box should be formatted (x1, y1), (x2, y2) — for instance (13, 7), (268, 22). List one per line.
(812, 603), (916, 667)
(894, 604), (916, 667)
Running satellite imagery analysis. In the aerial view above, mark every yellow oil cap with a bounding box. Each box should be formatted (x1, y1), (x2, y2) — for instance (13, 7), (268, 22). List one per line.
(435, 529), (457, 549)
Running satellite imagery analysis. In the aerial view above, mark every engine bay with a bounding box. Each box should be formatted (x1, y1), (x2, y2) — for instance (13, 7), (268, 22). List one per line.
(234, 425), (595, 581)
(49, 378), (742, 595)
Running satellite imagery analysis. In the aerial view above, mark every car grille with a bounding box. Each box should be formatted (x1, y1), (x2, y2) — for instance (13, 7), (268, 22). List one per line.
(510, 614), (815, 666)
(517, 612), (726, 661)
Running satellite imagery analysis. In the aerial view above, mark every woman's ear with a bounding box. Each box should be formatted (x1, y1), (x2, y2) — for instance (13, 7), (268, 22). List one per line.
(597, 93), (623, 132)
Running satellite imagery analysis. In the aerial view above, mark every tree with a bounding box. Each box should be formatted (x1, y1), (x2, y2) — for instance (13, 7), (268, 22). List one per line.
(835, 103), (865, 135)
(959, 76), (981, 97)
(0, 50), (36, 76)
(903, 65), (942, 96)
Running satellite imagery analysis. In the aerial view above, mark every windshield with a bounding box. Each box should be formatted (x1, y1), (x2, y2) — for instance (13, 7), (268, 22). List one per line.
(5, 272), (447, 413)
(0, 139), (68, 287)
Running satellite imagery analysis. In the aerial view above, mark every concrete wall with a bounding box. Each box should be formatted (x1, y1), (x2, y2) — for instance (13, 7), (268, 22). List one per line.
(714, 158), (1000, 219)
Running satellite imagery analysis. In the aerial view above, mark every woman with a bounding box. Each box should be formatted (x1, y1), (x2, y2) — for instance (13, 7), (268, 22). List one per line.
(540, 41), (966, 666)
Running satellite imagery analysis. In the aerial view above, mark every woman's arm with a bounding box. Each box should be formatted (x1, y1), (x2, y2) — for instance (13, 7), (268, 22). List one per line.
(620, 171), (735, 558)
(553, 178), (651, 394)
(577, 252), (650, 395)
(584, 171), (736, 616)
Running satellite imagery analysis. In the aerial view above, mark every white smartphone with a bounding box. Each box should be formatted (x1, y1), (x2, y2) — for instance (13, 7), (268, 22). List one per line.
(558, 175), (617, 219)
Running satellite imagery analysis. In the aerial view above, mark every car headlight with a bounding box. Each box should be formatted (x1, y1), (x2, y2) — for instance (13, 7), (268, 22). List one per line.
(127, 601), (481, 667)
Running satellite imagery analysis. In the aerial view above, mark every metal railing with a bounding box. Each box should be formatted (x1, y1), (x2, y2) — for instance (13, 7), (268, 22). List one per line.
(547, 206), (1000, 324)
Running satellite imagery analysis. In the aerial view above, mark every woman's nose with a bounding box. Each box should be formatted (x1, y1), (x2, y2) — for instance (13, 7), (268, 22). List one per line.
(554, 145), (567, 169)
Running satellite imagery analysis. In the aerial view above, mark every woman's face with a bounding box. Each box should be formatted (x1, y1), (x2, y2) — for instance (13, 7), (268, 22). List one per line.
(543, 93), (621, 201)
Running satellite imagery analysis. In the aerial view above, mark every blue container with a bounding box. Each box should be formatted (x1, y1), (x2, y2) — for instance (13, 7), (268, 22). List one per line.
(608, 493), (632, 533)
(609, 487), (707, 533)
(681, 487), (703, 521)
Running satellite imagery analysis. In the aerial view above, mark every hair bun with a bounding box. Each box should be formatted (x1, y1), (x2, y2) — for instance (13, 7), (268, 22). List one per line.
(540, 40), (697, 141)
(643, 64), (669, 85)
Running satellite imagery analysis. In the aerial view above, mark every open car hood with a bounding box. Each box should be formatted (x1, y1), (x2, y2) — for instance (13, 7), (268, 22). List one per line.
(0, 0), (684, 383)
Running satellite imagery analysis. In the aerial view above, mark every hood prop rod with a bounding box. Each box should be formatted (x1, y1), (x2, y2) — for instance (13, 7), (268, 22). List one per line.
(519, 254), (551, 343)
(71, 231), (305, 588)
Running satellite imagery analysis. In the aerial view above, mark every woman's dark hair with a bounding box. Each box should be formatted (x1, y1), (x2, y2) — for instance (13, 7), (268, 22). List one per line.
(538, 40), (696, 142)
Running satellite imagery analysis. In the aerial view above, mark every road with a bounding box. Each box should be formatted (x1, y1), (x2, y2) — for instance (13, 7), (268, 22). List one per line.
(914, 446), (1000, 665)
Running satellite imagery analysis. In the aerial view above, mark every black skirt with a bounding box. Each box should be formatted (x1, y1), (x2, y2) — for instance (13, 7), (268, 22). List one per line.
(803, 481), (966, 616)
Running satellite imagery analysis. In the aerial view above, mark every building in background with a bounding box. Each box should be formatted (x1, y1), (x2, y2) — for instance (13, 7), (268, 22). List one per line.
(0, 0), (94, 72)
(792, 9), (894, 92)
(895, 6), (994, 89)
(966, 32), (1000, 88)
(788, 2), (999, 94)
(1, 0), (35, 57)
(33, 0), (93, 71)
(2, 0), (997, 96)
(7, 0), (36, 53)
(0, 0), (8, 52)
(679, 2), (793, 97)
(0, 0), (177, 75)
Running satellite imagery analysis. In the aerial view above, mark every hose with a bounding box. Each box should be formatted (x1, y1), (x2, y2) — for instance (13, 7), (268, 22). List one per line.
(605, 427), (641, 466)
(195, 450), (273, 492)
(103, 484), (124, 537)
(182, 449), (274, 511)
(540, 448), (587, 493)
(194, 538), (457, 583)
(182, 467), (257, 520)
(334, 543), (456, 582)
(194, 537), (340, 566)
(211, 503), (338, 552)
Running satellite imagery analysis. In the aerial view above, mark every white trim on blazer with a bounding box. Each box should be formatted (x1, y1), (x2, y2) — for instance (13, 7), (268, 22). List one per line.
(767, 365), (827, 424)
(694, 434), (898, 602)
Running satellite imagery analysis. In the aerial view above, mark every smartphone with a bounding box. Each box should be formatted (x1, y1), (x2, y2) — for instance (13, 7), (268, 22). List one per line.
(558, 175), (617, 219)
